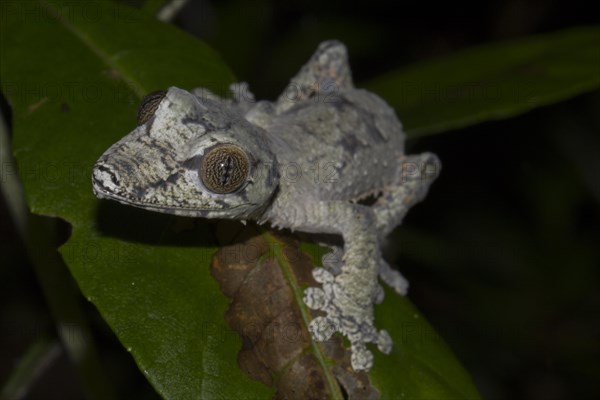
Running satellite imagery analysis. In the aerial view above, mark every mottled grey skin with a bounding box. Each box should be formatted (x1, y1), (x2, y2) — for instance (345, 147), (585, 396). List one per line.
(92, 41), (440, 371)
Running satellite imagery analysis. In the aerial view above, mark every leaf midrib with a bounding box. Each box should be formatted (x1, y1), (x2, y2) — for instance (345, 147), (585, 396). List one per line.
(264, 231), (344, 400)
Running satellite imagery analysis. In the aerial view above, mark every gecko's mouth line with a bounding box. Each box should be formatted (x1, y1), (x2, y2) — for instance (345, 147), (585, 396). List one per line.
(93, 185), (256, 214)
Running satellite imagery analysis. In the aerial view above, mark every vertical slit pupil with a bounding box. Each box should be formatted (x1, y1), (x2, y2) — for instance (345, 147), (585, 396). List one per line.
(201, 144), (249, 194)
(220, 155), (234, 184)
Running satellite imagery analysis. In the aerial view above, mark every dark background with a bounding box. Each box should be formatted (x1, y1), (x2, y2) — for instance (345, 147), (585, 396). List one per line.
(1, 0), (599, 399)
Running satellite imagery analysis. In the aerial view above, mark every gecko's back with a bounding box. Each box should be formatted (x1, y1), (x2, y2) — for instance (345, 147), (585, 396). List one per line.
(263, 87), (406, 203)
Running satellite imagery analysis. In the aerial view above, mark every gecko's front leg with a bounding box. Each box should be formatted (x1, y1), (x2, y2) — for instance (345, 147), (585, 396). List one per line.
(297, 201), (392, 371)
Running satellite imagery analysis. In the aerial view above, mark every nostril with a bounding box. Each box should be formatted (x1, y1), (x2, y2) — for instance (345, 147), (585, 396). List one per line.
(92, 163), (120, 193)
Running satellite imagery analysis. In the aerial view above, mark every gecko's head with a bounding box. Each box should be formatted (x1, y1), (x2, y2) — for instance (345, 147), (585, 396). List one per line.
(92, 86), (279, 219)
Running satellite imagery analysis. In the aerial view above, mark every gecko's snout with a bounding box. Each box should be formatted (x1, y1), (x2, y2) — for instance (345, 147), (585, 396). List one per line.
(92, 162), (122, 199)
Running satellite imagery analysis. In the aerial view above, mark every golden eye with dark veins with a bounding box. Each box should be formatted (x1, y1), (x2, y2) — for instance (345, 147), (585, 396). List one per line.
(200, 144), (249, 194)
(137, 90), (167, 125)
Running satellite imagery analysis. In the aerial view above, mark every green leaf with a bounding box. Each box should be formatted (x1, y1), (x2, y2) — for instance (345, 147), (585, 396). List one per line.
(1, 1), (480, 398)
(371, 289), (481, 399)
(364, 26), (600, 138)
(1, 1), (271, 399)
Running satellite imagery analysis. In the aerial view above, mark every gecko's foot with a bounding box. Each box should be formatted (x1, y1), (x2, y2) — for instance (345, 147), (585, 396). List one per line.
(303, 267), (393, 371)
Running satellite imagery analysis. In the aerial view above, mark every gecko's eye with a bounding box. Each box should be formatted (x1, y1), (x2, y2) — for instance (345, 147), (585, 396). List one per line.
(137, 90), (167, 125)
(200, 144), (250, 194)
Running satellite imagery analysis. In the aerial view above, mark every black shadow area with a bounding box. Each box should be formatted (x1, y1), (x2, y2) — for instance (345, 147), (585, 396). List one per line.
(94, 199), (217, 249)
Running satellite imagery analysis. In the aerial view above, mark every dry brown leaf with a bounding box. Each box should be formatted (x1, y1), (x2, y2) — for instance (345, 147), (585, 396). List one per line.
(211, 223), (379, 399)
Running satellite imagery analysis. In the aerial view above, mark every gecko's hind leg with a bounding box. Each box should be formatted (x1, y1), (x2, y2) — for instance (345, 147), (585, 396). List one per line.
(371, 153), (440, 295)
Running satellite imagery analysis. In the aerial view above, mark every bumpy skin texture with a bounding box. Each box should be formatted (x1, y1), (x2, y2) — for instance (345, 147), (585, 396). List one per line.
(92, 41), (440, 371)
